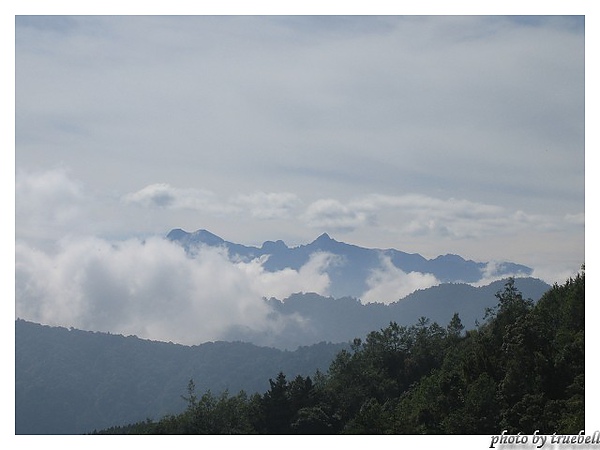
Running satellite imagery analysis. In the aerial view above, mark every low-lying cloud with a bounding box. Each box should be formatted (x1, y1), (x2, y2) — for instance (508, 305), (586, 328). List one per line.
(360, 255), (440, 305)
(15, 236), (334, 345)
(472, 260), (534, 288)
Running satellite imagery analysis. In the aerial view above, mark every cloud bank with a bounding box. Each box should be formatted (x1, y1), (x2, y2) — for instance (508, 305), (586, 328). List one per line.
(15, 167), (584, 288)
(360, 255), (440, 305)
(121, 181), (583, 243)
(15, 237), (334, 345)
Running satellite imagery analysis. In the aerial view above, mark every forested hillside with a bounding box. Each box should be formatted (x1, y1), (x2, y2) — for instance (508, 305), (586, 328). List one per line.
(94, 271), (584, 434)
(15, 322), (346, 434)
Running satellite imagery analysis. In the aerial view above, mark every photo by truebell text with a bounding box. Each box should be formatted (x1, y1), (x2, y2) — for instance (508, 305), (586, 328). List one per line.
(490, 430), (600, 448)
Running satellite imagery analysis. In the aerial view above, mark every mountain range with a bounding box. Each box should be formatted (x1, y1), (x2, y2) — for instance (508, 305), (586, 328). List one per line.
(221, 277), (550, 349)
(167, 228), (533, 299)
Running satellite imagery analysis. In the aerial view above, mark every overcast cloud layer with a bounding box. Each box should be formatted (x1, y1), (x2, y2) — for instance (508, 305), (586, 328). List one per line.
(15, 15), (585, 342)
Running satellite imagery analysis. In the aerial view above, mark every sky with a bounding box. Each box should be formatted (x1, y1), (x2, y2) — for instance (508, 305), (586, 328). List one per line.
(10, 12), (590, 345)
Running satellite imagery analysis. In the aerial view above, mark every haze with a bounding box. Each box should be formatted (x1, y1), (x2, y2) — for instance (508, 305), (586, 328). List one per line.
(14, 14), (585, 344)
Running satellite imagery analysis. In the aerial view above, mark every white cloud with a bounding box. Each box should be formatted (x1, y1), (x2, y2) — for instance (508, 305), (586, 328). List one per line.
(361, 194), (511, 240)
(15, 236), (333, 345)
(472, 260), (533, 288)
(15, 167), (86, 240)
(360, 255), (440, 305)
(231, 191), (301, 220)
(531, 264), (582, 289)
(301, 198), (376, 232)
(236, 252), (334, 300)
(309, 193), (583, 243)
(124, 185), (304, 222)
(123, 183), (236, 215)
(15, 166), (583, 288)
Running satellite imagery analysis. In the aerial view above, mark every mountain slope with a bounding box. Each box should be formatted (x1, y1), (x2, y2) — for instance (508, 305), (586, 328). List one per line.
(15, 320), (346, 435)
(223, 277), (551, 348)
(167, 228), (533, 298)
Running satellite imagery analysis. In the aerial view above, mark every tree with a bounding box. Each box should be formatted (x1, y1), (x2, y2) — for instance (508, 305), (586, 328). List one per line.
(258, 372), (293, 434)
(447, 312), (465, 339)
(484, 277), (534, 325)
(181, 378), (198, 409)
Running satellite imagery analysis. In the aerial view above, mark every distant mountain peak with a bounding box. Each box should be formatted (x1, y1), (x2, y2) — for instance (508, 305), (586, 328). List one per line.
(261, 239), (288, 251)
(165, 228), (188, 241)
(433, 254), (467, 262)
(166, 228), (225, 247)
(314, 232), (333, 243)
(191, 229), (224, 242)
